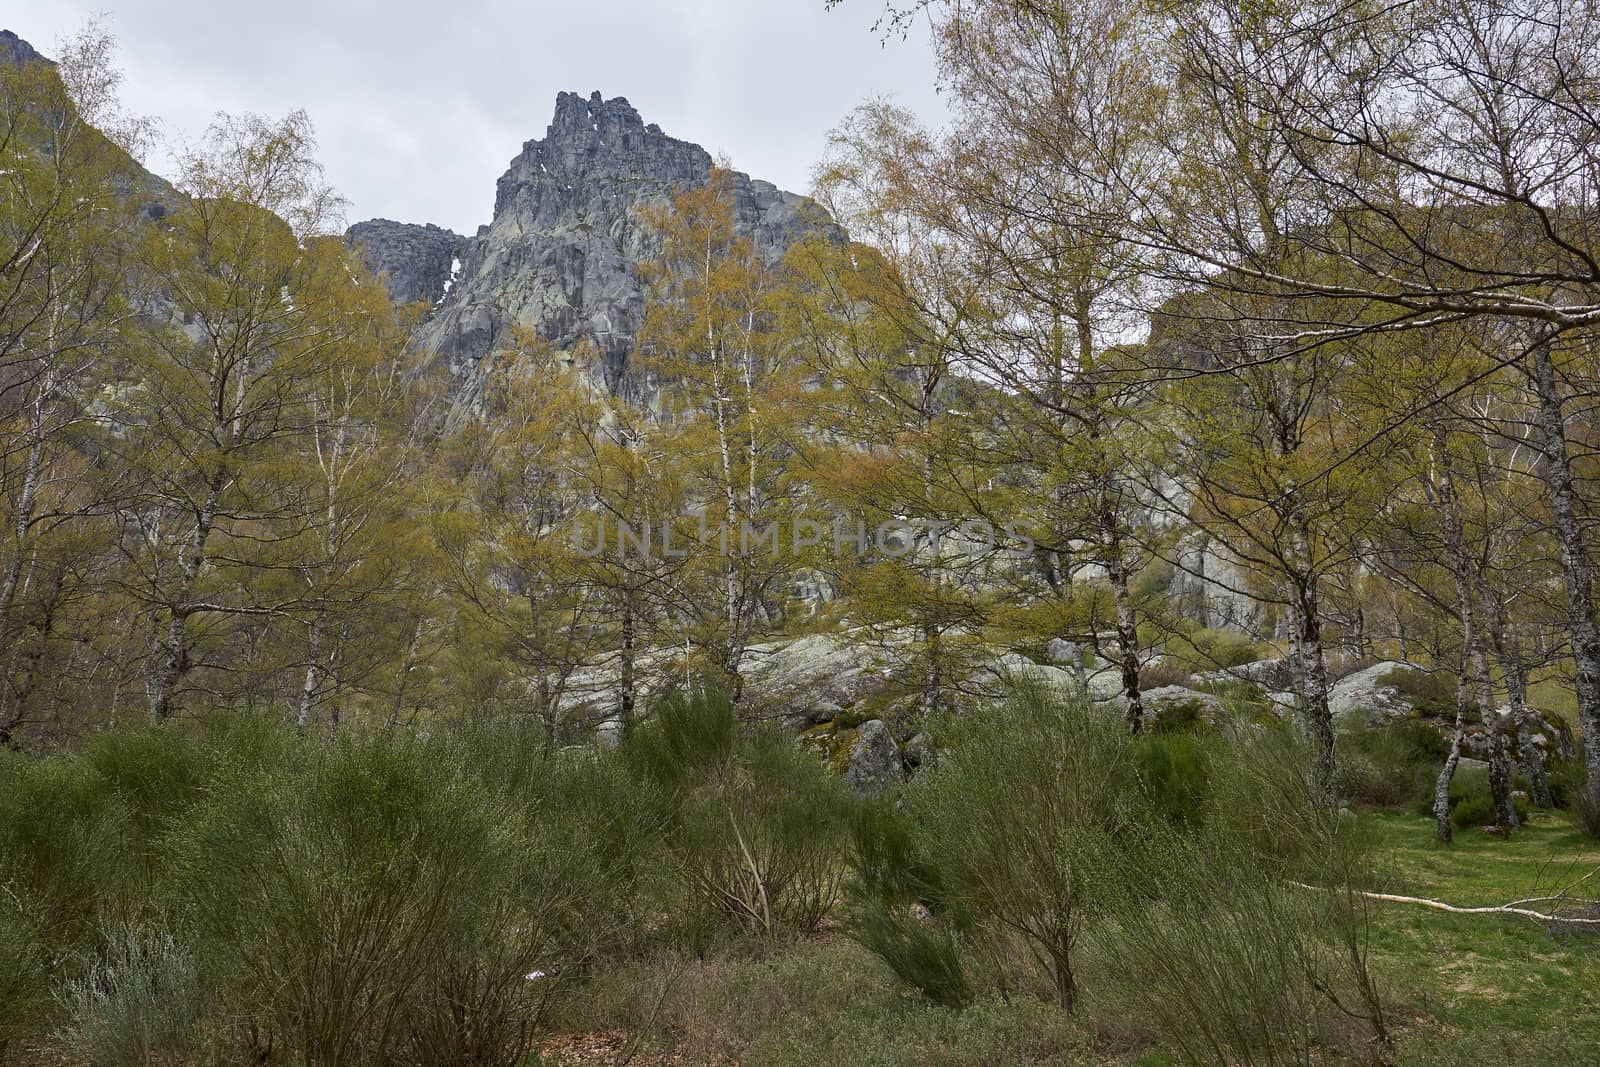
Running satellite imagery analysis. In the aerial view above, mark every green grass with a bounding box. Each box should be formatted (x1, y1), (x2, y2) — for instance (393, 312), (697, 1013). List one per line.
(1360, 811), (1600, 1066)
(1364, 810), (1600, 904)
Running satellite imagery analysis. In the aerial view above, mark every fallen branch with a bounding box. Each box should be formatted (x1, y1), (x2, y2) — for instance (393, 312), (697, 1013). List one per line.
(1289, 882), (1600, 927)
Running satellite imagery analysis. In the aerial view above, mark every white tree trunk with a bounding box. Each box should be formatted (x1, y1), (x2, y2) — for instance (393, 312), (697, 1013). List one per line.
(1528, 339), (1600, 823)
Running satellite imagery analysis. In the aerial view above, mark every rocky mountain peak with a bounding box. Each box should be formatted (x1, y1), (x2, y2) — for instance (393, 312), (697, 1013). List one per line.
(489, 89), (714, 227)
(349, 90), (842, 407)
(549, 90), (648, 139)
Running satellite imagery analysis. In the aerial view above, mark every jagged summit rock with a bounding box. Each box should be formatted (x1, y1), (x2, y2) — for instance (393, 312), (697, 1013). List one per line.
(347, 90), (843, 406)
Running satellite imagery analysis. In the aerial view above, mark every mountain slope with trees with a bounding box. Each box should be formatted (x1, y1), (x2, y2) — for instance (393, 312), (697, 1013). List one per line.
(6, 5), (1600, 1064)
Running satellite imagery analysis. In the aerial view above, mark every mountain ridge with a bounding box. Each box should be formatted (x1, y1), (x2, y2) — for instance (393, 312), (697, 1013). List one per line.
(3, 27), (842, 407)
(347, 89), (843, 405)
(0, 28), (46, 67)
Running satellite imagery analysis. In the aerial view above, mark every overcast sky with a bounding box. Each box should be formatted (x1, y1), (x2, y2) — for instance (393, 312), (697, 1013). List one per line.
(14, 1), (947, 234)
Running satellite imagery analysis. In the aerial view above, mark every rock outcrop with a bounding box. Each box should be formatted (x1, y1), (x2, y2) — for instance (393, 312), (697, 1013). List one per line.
(845, 720), (903, 796)
(969, 651), (1082, 700)
(742, 633), (894, 726)
(1139, 684), (1227, 721)
(1193, 656), (1299, 693)
(345, 220), (467, 307)
(1328, 661), (1413, 726)
(1167, 530), (1263, 633)
(0, 28), (44, 67)
(346, 91), (843, 407)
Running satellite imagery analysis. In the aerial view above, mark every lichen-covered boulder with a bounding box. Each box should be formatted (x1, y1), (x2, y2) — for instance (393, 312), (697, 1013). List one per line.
(744, 633), (891, 726)
(845, 720), (903, 796)
(1193, 656), (1298, 692)
(1139, 685), (1227, 727)
(1328, 661), (1414, 725)
(903, 730), (936, 772)
(969, 652), (1082, 700)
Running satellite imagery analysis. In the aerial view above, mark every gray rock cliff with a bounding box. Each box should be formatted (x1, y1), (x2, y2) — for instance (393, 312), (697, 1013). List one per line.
(346, 90), (842, 406)
(0, 29), (45, 67)
(345, 220), (468, 308)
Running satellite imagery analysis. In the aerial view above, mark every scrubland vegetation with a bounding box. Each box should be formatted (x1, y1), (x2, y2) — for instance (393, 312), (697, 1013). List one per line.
(2, 683), (1596, 1066)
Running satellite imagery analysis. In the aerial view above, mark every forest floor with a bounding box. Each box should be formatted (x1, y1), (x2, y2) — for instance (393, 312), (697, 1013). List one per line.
(533, 811), (1600, 1067)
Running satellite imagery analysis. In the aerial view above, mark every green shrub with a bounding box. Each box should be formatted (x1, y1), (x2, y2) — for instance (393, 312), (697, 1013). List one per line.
(846, 799), (953, 911)
(1208, 725), (1371, 877)
(624, 680), (739, 786)
(0, 716), (691, 1062)
(1134, 733), (1215, 828)
(843, 800), (971, 1008)
(1570, 778), (1600, 838)
(624, 682), (854, 939)
(1412, 763), (1534, 829)
(0, 890), (51, 1060)
(53, 927), (204, 1067)
(1147, 696), (1212, 736)
(398, 737), (668, 1066)
(196, 707), (301, 769)
(1446, 765), (1531, 830)
(1161, 627), (1266, 673)
(393, 867), (564, 1067)
(1103, 830), (1356, 1066)
(529, 752), (673, 954)
(849, 900), (971, 1010)
(445, 720), (671, 955)
(1137, 661), (1194, 692)
(82, 725), (208, 875)
(1545, 759), (1582, 811)
(1377, 666), (1461, 719)
(1189, 677), (1275, 719)
(1103, 729), (1390, 1066)
(0, 751), (136, 951)
(0, 750), (166, 1060)
(1448, 791), (1510, 831)
(1337, 719), (1448, 807)
(1545, 758), (1599, 835)
(898, 682), (1142, 1010)
(164, 730), (556, 1066)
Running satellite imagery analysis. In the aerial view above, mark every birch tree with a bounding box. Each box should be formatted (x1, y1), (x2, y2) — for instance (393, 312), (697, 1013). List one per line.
(119, 111), (374, 720)
(0, 26), (148, 738)
(638, 173), (806, 702)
